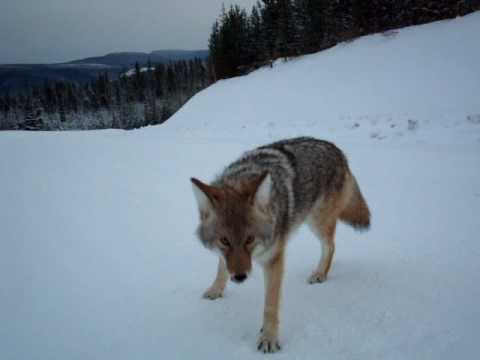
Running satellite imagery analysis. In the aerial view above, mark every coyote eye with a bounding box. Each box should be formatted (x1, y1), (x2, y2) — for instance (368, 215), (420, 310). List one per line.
(219, 237), (230, 247)
(246, 235), (255, 245)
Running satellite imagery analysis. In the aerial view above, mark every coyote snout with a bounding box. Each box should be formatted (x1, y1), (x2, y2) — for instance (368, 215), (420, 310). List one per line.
(231, 273), (247, 283)
(191, 137), (371, 353)
(226, 246), (252, 283)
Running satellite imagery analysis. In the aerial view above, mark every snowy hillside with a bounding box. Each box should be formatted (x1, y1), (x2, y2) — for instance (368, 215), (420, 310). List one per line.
(167, 13), (480, 145)
(1, 13), (480, 360)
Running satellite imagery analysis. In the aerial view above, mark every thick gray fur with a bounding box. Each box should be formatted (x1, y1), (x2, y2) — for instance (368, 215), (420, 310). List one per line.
(212, 137), (350, 244)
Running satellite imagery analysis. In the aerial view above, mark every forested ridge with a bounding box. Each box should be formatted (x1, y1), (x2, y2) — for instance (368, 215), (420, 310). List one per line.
(2, 0), (479, 130)
(0, 59), (211, 130)
(209, 0), (480, 79)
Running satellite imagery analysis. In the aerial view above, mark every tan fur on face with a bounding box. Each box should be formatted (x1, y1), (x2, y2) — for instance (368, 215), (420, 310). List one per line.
(192, 174), (273, 276)
(225, 245), (252, 275)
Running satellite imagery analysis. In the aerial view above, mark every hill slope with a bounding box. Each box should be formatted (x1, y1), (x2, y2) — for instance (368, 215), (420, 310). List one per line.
(167, 12), (479, 144)
(1, 13), (479, 360)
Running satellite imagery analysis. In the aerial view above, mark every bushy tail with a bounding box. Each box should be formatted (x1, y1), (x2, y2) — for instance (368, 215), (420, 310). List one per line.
(339, 174), (371, 231)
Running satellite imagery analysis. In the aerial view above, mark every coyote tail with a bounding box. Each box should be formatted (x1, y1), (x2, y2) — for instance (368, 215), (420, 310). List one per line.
(339, 173), (371, 231)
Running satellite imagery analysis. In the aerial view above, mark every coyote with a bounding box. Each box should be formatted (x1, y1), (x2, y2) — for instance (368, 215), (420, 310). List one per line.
(191, 137), (370, 353)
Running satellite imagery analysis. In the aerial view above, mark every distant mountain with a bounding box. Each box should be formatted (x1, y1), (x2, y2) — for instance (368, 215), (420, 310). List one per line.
(0, 49), (208, 94)
(68, 50), (208, 67)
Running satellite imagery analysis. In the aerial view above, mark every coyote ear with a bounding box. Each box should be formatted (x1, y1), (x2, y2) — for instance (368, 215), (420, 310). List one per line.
(250, 172), (272, 207)
(191, 178), (222, 218)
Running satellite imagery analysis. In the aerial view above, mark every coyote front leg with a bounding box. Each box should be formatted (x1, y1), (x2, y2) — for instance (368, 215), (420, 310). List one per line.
(203, 256), (228, 300)
(257, 248), (284, 353)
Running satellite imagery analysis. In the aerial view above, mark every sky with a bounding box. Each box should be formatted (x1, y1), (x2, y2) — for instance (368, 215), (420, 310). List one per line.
(0, 0), (257, 64)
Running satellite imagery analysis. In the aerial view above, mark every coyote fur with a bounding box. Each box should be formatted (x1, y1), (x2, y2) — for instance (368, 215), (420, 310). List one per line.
(191, 137), (370, 353)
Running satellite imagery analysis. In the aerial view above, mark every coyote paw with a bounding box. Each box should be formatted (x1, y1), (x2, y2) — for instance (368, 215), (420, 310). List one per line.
(257, 330), (281, 353)
(308, 272), (327, 284)
(202, 287), (224, 300)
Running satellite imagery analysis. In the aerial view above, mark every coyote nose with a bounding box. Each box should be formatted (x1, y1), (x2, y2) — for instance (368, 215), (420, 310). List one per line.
(232, 273), (247, 283)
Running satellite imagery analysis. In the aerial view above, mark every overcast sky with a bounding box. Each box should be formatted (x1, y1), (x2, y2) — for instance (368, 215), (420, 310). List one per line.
(0, 0), (257, 64)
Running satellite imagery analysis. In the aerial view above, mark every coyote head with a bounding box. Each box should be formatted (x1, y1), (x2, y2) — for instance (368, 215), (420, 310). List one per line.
(191, 172), (273, 283)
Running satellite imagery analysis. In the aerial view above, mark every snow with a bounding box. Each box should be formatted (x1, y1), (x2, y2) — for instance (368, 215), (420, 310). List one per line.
(1, 12), (480, 360)
(123, 67), (155, 77)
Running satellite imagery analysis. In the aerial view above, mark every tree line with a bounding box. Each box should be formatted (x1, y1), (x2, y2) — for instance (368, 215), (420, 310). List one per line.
(0, 58), (212, 130)
(209, 0), (480, 79)
(2, 1), (479, 130)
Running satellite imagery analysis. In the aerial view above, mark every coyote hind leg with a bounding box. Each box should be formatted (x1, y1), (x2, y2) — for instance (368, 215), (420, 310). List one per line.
(307, 201), (338, 284)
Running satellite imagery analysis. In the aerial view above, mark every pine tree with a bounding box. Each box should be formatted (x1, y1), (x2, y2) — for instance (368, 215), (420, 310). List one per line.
(294, 0), (325, 53)
(208, 20), (222, 81)
(260, 0), (279, 61)
(20, 96), (44, 130)
(277, 0), (298, 58)
(154, 63), (166, 98)
(249, 3), (265, 63)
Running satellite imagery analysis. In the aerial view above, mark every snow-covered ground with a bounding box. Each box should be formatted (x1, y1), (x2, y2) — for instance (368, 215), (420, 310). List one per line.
(1, 13), (480, 360)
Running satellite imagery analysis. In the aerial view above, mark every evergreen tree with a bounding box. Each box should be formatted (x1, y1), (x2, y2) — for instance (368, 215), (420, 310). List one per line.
(19, 96), (44, 130)
(276, 0), (298, 58)
(249, 3), (265, 63)
(260, 0), (280, 61)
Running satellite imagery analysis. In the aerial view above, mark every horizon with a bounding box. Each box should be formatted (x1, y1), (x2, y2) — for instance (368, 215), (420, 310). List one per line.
(0, 0), (255, 64)
(0, 48), (209, 66)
